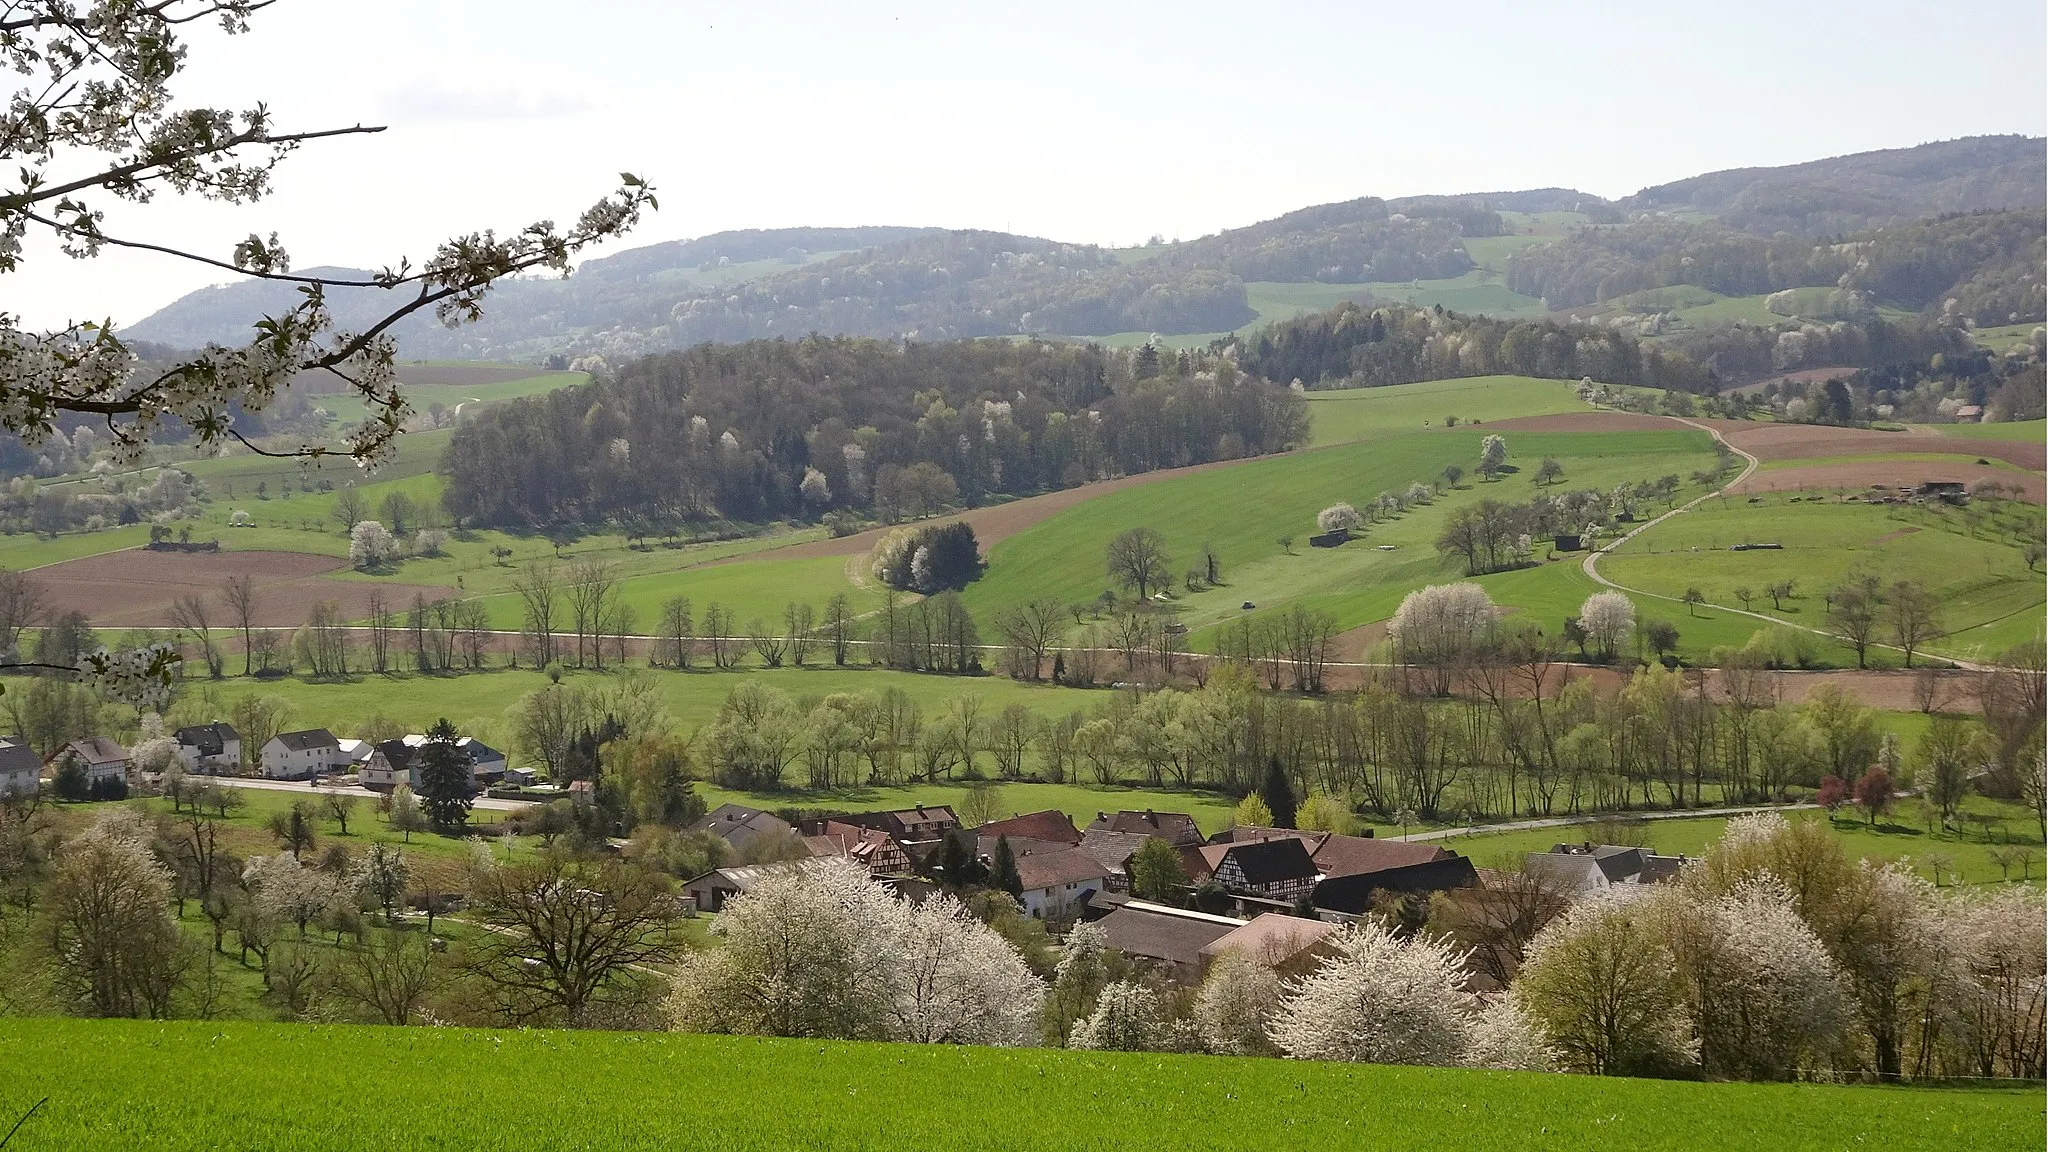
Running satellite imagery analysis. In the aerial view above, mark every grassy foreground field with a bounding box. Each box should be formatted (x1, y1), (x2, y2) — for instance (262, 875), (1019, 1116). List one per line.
(0, 1019), (2034, 1152)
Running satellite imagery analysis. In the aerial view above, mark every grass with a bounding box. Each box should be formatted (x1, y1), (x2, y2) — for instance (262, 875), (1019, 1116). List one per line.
(470, 553), (882, 634)
(1601, 496), (2044, 664)
(0, 1018), (2034, 1152)
(698, 778), (1245, 835)
(312, 370), (586, 426)
(1929, 418), (2046, 443)
(1969, 321), (2042, 354)
(1305, 376), (1592, 447)
(1438, 799), (2045, 889)
(965, 425), (1715, 644)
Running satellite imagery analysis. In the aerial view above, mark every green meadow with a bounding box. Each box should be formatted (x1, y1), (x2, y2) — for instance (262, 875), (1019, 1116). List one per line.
(0, 1018), (2034, 1152)
(1600, 496), (2045, 664)
(1305, 375), (1592, 446)
(1437, 798), (2045, 890)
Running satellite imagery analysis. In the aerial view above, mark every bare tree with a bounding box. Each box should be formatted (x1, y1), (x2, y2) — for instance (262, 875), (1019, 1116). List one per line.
(656, 595), (694, 668)
(995, 598), (1064, 680)
(0, 569), (47, 662)
(222, 574), (258, 677)
(1105, 527), (1171, 602)
(333, 930), (440, 1025)
(170, 594), (223, 678)
(365, 589), (393, 674)
(512, 561), (560, 669)
(466, 855), (679, 1026)
(566, 560), (618, 669)
(702, 602), (739, 670)
(1827, 573), (1884, 669)
(748, 619), (786, 667)
(331, 486), (365, 536)
(821, 592), (855, 666)
(1888, 580), (1942, 669)
(784, 601), (817, 667)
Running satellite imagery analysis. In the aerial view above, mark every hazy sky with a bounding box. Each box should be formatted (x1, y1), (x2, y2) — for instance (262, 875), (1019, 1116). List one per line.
(11, 0), (2045, 329)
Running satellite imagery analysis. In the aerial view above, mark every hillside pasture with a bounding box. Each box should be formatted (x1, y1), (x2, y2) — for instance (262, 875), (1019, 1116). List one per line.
(1600, 496), (2044, 663)
(1932, 417), (2047, 443)
(961, 426), (1717, 643)
(0, 1019), (2035, 1152)
(1305, 375), (1592, 446)
(310, 368), (586, 426)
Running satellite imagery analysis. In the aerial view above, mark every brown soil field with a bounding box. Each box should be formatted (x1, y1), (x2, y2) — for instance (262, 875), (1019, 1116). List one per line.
(1733, 461), (2045, 504)
(712, 457), (1257, 566)
(33, 549), (453, 627)
(1487, 412), (1679, 433)
(1702, 419), (2046, 471)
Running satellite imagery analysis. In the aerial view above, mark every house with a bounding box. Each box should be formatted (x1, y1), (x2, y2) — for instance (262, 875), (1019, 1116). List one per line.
(803, 821), (912, 875)
(1312, 856), (1480, 917)
(336, 738), (374, 770)
(172, 722), (240, 774)
(975, 809), (1083, 846)
(1210, 826), (1455, 881)
(687, 804), (799, 860)
(834, 804), (959, 845)
(360, 735), (504, 792)
(683, 859), (817, 914)
(1193, 838), (1321, 903)
(1522, 843), (1686, 894)
(1012, 847), (1109, 920)
(0, 737), (38, 797)
(1199, 912), (1339, 977)
(1077, 829), (1156, 892)
(261, 729), (347, 780)
(48, 737), (130, 789)
(1953, 405), (1983, 422)
(1095, 900), (1245, 983)
(359, 739), (419, 792)
(1086, 809), (1203, 846)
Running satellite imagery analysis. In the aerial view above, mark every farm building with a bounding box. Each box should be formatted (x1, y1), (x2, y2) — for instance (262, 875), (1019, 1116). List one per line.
(833, 804), (960, 846)
(172, 722), (240, 774)
(1087, 809), (1204, 846)
(1095, 900), (1245, 983)
(802, 821), (912, 875)
(1187, 838), (1321, 903)
(260, 729), (347, 780)
(684, 859), (817, 914)
(1198, 912), (1339, 977)
(48, 737), (131, 789)
(688, 804), (800, 859)
(0, 737), (38, 797)
(1013, 847), (1110, 920)
(1076, 829), (1154, 892)
(1312, 856), (1481, 917)
(1523, 843), (1686, 894)
(974, 809), (1083, 845)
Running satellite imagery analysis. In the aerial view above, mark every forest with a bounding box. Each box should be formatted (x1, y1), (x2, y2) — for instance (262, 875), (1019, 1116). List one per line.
(440, 336), (1308, 529)
(1225, 303), (1717, 391)
(1505, 209), (2046, 322)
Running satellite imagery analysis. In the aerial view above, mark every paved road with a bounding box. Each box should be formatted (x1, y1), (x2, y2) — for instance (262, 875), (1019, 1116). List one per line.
(220, 775), (538, 812)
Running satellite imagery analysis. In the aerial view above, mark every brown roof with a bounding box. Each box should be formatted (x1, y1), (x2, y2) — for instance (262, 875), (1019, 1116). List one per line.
(1013, 847), (1109, 892)
(1077, 829), (1153, 875)
(1208, 838), (1319, 886)
(53, 736), (127, 767)
(1087, 809), (1203, 844)
(1309, 834), (1450, 878)
(1199, 913), (1338, 966)
(1096, 902), (1244, 971)
(976, 809), (1082, 845)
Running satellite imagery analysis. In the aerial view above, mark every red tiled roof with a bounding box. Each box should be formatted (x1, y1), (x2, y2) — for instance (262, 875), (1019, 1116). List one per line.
(976, 809), (1083, 845)
(1014, 847), (1109, 892)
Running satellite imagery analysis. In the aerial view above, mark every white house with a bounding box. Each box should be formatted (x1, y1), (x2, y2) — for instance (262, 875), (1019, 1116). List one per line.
(49, 736), (131, 789)
(337, 738), (375, 770)
(173, 722), (241, 774)
(0, 737), (38, 798)
(1013, 847), (1110, 921)
(261, 729), (347, 780)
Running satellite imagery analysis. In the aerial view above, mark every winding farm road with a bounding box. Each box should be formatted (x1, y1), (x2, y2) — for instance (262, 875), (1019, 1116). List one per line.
(1578, 414), (1986, 671)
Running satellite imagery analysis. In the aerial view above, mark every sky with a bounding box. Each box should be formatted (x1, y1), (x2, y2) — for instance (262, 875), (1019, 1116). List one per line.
(10, 0), (2045, 329)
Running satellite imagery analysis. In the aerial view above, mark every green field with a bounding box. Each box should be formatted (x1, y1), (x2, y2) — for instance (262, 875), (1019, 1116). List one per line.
(0, 1018), (2033, 1152)
(1970, 321), (2043, 354)
(1931, 418), (2047, 443)
(312, 369), (587, 426)
(1306, 375), (1592, 447)
(961, 425), (1717, 646)
(1601, 496), (2045, 664)
(1439, 798), (2045, 889)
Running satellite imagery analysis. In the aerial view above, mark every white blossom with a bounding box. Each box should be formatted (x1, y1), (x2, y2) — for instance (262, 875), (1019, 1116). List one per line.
(1269, 922), (1474, 1067)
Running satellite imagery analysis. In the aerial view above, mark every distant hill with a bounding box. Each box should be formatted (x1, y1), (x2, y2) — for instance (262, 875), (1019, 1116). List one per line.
(1620, 135), (2044, 235)
(126, 136), (2046, 360)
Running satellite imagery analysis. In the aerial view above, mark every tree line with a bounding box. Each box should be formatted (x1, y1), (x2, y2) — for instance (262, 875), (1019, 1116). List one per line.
(440, 336), (1308, 529)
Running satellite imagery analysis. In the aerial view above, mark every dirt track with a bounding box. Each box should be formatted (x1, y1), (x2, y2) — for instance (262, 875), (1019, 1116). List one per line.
(32, 549), (454, 628)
